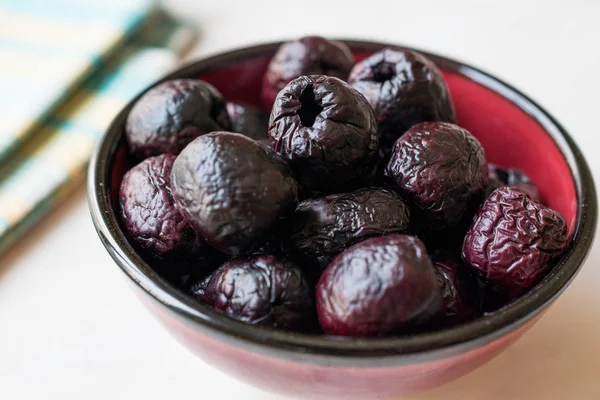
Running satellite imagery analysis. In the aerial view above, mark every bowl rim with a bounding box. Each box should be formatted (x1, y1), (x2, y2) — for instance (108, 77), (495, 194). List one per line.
(87, 39), (597, 366)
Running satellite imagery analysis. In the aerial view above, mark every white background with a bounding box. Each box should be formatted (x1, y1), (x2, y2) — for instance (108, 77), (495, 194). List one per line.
(1, 0), (600, 399)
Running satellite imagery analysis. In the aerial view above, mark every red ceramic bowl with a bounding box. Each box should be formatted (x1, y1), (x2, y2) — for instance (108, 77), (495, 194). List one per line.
(88, 40), (597, 399)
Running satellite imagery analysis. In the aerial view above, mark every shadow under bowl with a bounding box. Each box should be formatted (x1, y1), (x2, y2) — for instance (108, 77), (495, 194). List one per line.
(87, 40), (597, 399)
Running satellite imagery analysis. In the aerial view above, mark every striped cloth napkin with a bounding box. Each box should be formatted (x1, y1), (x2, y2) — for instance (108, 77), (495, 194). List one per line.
(0, 1), (197, 254)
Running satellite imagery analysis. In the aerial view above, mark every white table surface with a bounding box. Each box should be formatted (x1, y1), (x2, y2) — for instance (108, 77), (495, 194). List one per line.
(1, 0), (600, 399)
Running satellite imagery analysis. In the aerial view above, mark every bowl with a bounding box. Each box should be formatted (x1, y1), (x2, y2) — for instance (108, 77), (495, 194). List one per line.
(87, 40), (597, 399)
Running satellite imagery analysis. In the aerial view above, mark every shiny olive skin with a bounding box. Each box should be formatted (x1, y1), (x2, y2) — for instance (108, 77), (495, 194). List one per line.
(261, 36), (354, 109)
(462, 187), (567, 297)
(119, 154), (199, 259)
(290, 187), (410, 272)
(486, 164), (541, 202)
(226, 102), (269, 141)
(126, 79), (231, 159)
(170, 132), (298, 255)
(432, 256), (481, 325)
(269, 75), (379, 195)
(386, 122), (487, 234)
(317, 234), (443, 337)
(190, 272), (216, 299)
(198, 255), (315, 331)
(349, 48), (455, 153)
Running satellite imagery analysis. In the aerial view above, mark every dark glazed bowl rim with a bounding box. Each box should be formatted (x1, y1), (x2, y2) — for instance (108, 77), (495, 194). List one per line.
(88, 39), (597, 367)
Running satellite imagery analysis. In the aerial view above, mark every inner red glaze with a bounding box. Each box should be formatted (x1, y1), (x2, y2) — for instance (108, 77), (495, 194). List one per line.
(111, 50), (577, 236)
